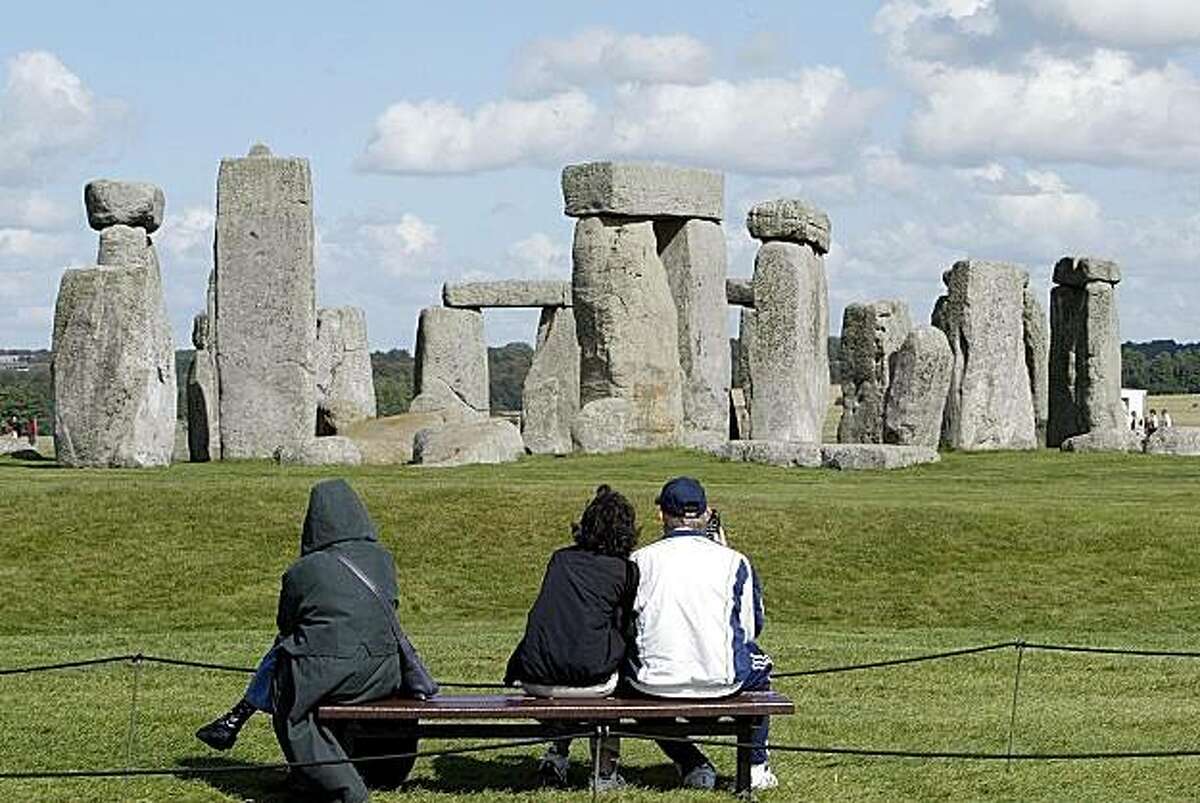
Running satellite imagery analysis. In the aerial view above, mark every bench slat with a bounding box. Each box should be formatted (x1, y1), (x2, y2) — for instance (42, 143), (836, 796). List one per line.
(318, 691), (794, 721)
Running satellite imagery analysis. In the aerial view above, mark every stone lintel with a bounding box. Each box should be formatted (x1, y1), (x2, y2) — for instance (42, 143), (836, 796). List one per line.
(562, 161), (723, 220)
(442, 280), (572, 309)
(726, 278), (754, 307)
(1052, 256), (1121, 287)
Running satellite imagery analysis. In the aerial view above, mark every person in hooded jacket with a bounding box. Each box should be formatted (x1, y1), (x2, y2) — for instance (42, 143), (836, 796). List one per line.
(196, 478), (437, 803)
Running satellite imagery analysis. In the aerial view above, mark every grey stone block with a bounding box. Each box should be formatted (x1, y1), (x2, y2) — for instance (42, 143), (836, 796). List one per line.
(571, 398), (634, 454)
(562, 161), (723, 220)
(315, 307), (377, 433)
(729, 388), (751, 440)
(726, 278), (754, 307)
(883, 326), (953, 449)
(412, 419), (525, 467)
(443, 280), (572, 308)
(409, 378), (486, 424)
(1023, 283), (1049, 446)
(746, 198), (831, 254)
(712, 439), (822, 468)
(414, 306), (489, 415)
(1060, 429), (1143, 453)
(187, 343), (219, 463)
(275, 436), (363, 466)
(819, 443), (940, 470)
(837, 300), (911, 444)
(521, 307), (580, 455)
(733, 308), (756, 435)
(1144, 426), (1200, 456)
(84, 180), (165, 233)
(1052, 256), (1121, 287)
(97, 224), (154, 270)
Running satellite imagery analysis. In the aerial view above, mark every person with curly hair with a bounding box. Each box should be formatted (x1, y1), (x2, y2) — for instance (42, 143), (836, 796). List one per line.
(504, 484), (640, 791)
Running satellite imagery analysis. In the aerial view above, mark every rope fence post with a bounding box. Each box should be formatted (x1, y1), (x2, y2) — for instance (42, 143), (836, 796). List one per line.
(123, 653), (145, 789)
(1006, 641), (1025, 770)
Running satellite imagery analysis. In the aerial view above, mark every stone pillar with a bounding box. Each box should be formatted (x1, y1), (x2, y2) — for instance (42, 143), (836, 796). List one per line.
(932, 260), (1036, 451)
(1022, 281), (1049, 446)
(315, 306), (377, 434)
(187, 313), (219, 462)
(746, 199), (830, 442)
(412, 306), (489, 415)
(521, 306), (580, 455)
(883, 326), (953, 448)
(732, 308), (756, 438)
(213, 143), (316, 458)
(837, 299), (911, 444)
(1047, 257), (1125, 447)
(53, 181), (175, 468)
(562, 161), (723, 452)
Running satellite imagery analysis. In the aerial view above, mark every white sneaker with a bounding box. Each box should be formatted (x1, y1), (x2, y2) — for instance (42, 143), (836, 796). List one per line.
(751, 762), (778, 790)
(591, 770), (627, 792)
(680, 762), (717, 789)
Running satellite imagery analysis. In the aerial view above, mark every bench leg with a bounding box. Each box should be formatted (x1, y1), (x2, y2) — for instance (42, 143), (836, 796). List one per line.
(735, 718), (753, 797)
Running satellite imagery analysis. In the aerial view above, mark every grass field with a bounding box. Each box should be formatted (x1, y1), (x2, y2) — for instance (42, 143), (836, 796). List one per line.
(3, 448), (1200, 801)
(1148, 394), (1200, 427)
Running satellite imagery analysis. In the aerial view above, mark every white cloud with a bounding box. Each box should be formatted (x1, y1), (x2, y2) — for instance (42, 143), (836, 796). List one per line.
(320, 214), (440, 281)
(0, 228), (70, 259)
(0, 190), (71, 229)
(1029, 0), (1200, 48)
(512, 29), (710, 95)
(357, 91), (598, 174)
(0, 51), (126, 184)
(155, 206), (214, 261)
(506, 232), (568, 279)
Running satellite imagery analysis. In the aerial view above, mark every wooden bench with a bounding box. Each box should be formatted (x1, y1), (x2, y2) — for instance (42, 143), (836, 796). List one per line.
(318, 691), (794, 794)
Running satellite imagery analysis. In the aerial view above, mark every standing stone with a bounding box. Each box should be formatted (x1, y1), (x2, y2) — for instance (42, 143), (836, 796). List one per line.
(521, 306), (580, 455)
(933, 260), (1036, 451)
(748, 240), (829, 442)
(187, 313), (220, 462)
(657, 218), (730, 444)
(413, 306), (488, 414)
(1047, 257), (1125, 448)
(572, 217), (684, 450)
(837, 300), (912, 444)
(1022, 283), (1049, 446)
(53, 218), (175, 467)
(315, 306), (377, 434)
(883, 326), (953, 448)
(729, 388), (751, 440)
(732, 308), (757, 437)
(213, 144), (316, 459)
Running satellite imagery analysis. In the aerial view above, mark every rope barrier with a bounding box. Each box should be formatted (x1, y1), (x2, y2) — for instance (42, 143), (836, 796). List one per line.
(772, 641), (1018, 678)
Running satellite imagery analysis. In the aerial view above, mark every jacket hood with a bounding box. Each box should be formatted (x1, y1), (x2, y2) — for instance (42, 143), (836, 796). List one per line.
(300, 479), (378, 555)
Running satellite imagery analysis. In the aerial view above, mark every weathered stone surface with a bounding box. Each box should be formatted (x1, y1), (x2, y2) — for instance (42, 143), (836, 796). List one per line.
(729, 388), (751, 440)
(412, 419), (525, 467)
(933, 260), (1036, 451)
(1052, 256), (1121, 287)
(1144, 426), (1200, 456)
(658, 218), (730, 440)
(214, 145), (316, 459)
(52, 258), (176, 468)
(521, 307), (580, 455)
(571, 398), (634, 454)
(726, 278), (754, 308)
(732, 308), (756, 435)
(0, 437), (28, 456)
(275, 436), (363, 466)
(97, 225), (154, 270)
(562, 162), (723, 220)
(84, 180), (165, 233)
(710, 439), (822, 468)
(883, 326), (953, 449)
(187, 314), (220, 462)
(748, 241), (829, 442)
(820, 444), (940, 471)
(342, 411), (455, 465)
(837, 300), (912, 444)
(572, 217), (684, 449)
(746, 199), (831, 254)
(1022, 284), (1049, 446)
(414, 307), (489, 415)
(442, 280), (572, 309)
(315, 307), (377, 434)
(1061, 429), (1143, 453)
(409, 378), (487, 423)
(1048, 258), (1126, 448)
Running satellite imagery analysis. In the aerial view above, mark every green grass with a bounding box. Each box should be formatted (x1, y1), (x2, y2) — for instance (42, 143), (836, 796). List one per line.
(3, 449), (1200, 801)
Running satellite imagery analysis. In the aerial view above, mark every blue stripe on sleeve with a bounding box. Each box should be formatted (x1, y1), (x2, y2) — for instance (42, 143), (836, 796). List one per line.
(730, 559), (750, 684)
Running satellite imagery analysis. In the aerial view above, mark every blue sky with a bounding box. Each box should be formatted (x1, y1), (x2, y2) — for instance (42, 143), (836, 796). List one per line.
(3, 0), (1200, 349)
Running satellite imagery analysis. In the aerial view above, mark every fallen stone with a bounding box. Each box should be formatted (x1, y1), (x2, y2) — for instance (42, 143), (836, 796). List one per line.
(1060, 429), (1143, 453)
(521, 307), (580, 455)
(562, 162), (723, 220)
(1052, 256), (1121, 288)
(1143, 427), (1200, 456)
(883, 326), (953, 449)
(726, 278), (754, 308)
(442, 280), (572, 309)
(837, 299), (911, 444)
(572, 217), (683, 448)
(84, 180), (165, 233)
(749, 240), (829, 442)
(414, 306), (489, 415)
(274, 436), (363, 466)
(97, 224), (154, 270)
(0, 437), (28, 456)
(412, 419), (525, 467)
(658, 218), (730, 441)
(1023, 284), (1049, 446)
(819, 443), (940, 471)
(315, 307), (377, 434)
(571, 398), (634, 454)
(933, 260), (1036, 451)
(710, 439), (822, 468)
(214, 144), (316, 459)
(746, 199), (831, 254)
(342, 411), (453, 465)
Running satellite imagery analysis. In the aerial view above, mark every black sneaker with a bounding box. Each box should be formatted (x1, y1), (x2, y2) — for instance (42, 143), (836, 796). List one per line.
(195, 714), (240, 751)
(537, 747), (570, 787)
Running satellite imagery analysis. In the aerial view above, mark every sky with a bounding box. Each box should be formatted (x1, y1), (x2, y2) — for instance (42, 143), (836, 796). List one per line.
(3, 0), (1200, 350)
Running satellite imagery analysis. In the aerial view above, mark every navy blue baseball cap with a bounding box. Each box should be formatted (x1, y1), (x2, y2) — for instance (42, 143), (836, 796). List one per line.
(656, 476), (707, 516)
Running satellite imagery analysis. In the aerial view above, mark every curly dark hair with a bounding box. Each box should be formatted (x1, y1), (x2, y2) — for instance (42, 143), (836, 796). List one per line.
(571, 484), (638, 558)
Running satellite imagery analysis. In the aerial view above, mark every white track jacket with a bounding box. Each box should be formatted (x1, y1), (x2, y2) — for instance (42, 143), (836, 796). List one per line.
(626, 529), (764, 698)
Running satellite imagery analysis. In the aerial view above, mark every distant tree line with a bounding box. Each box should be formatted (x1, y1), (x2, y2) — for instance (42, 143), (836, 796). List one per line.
(1122, 341), (1200, 394)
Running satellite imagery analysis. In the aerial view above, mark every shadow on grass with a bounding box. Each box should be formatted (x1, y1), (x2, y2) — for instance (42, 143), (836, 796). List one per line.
(411, 752), (681, 794)
(176, 755), (294, 802)
(1, 450), (56, 466)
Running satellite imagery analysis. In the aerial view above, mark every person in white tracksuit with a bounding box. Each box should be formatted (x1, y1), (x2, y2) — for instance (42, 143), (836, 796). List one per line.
(625, 477), (777, 791)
